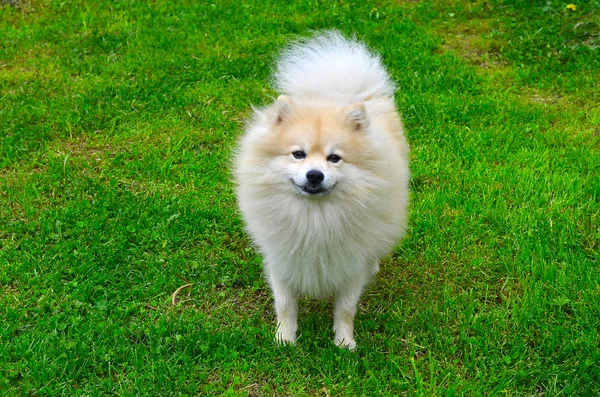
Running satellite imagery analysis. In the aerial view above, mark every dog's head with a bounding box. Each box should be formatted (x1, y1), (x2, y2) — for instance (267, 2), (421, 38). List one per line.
(248, 95), (379, 199)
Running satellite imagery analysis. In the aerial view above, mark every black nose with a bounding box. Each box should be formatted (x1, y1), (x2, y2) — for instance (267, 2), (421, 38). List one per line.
(306, 170), (324, 184)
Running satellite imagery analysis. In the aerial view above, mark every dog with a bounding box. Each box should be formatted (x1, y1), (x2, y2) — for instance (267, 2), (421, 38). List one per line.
(234, 31), (410, 349)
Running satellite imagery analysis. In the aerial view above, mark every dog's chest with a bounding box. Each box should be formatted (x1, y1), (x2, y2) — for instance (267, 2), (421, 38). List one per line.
(269, 215), (376, 296)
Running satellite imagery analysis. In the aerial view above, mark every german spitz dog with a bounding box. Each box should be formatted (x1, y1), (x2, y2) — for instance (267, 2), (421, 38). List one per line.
(234, 31), (409, 349)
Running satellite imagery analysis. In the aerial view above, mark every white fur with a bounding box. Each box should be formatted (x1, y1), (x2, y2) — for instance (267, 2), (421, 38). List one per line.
(234, 31), (410, 349)
(274, 30), (396, 101)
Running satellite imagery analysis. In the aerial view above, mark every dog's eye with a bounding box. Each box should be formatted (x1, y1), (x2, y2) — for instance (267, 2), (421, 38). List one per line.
(292, 151), (306, 159)
(327, 154), (341, 163)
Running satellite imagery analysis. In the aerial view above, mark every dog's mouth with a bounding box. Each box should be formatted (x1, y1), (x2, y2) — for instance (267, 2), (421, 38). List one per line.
(291, 180), (336, 197)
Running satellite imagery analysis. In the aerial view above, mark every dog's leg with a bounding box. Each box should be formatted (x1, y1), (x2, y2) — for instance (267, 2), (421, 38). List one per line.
(333, 279), (365, 350)
(372, 260), (380, 273)
(269, 274), (298, 345)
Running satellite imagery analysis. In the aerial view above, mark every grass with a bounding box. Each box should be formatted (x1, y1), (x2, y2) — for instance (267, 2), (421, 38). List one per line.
(1, 0), (599, 395)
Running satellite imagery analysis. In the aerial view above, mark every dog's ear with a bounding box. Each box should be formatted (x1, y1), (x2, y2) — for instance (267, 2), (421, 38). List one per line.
(272, 95), (294, 125)
(343, 102), (369, 130)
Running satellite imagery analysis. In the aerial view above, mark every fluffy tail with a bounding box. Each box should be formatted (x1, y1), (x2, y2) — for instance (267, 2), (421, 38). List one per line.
(273, 31), (395, 102)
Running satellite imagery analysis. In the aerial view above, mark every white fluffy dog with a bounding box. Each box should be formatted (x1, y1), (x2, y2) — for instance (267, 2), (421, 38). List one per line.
(234, 31), (410, 349)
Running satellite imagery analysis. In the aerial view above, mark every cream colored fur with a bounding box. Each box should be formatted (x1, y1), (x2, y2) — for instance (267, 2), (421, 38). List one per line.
(234, 31), (410, 349)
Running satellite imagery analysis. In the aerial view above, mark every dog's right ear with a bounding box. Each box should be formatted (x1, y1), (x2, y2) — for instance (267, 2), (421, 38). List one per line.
(272, 95), (294, 125)
(343, 102), (369, 131)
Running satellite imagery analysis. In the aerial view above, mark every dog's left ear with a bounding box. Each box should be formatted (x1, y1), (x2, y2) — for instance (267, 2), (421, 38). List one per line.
(344, 102), (369, 130)
(273, 95), (295, 125)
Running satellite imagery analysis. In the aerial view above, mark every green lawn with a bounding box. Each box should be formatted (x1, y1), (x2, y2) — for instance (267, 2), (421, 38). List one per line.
(1, 0), (599, 395)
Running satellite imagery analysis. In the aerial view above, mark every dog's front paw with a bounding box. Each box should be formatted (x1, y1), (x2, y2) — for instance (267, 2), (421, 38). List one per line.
(275, 324), (297, 345)
(334, 335), (356, 350)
